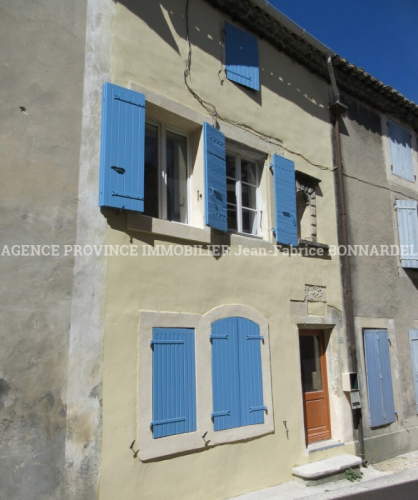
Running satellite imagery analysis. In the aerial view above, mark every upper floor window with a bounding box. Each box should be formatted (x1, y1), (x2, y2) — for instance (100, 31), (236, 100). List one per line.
(224, 23), (260, 91)
(388, 119), (415, 183)
(144, 121), (189, 224)
(226, 152), (261, 236)
(296, 172), (319, 243)
(395, 199), (418, 269)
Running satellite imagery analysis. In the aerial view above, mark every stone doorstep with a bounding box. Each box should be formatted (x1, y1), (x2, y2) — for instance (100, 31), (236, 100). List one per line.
(292, 453), (362, 487)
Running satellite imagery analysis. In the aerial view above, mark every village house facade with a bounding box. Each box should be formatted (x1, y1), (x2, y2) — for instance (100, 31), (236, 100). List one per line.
(2, 0), (418, 499)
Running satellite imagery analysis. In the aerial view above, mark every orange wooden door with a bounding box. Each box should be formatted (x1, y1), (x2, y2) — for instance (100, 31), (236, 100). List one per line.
(299, 330), (331, 444)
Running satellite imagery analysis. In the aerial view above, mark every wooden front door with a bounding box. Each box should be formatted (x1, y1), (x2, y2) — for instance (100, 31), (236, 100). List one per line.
(299, 330), (331, 444)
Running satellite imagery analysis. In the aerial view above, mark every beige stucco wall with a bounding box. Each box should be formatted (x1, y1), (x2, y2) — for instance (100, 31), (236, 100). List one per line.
(97, 1), (354, 498)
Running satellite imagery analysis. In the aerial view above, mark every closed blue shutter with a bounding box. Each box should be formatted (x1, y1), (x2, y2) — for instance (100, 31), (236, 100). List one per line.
(225, 23), (260, 91)
(409, 329), (418, 414)
(151, 328), (196, 438)
(211, 318), (241, 430)
(211, 317), (265, 430)
(273, 154), (298, 246)
(364, 329), (396, 428)
(396, 200), (418, 268)
(99, 82), (145, 212)
(237, 318), (266, 426)
(204, 122), (228, 232)
(388, 119), (414, 182)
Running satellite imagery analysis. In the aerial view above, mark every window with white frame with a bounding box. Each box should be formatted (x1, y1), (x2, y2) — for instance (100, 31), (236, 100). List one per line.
(226, 148), (261, 236)
(144, 121), (189, 224)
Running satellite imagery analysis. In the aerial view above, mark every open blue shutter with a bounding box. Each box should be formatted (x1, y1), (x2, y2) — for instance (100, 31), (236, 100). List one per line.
(225, 23), (260, 91)
(396, 200), (418, 268)
(364, 329), (396, 428)
(409, 329), (418, 414)
(388, 119), (414, 182)
(273, 154), (298, 246)
(99, 82), (145, 212)
(211, 318), (241, 430)
(151, 328), (196, 438)
(237, 318), (266, 426)
(204, 122), (228, 232)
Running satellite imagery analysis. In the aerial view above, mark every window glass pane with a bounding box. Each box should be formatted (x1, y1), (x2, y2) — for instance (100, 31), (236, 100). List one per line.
(242, 209), (257, 235)
(227, 178), (237, 205)
(299, 335), (323, 393)
(241, 183), (257, 210)
(166, 130), (188, 224)
(144, 123), (159, 218)
(241, 160), (257, 184)
(227, 205), (237, 231)
(226, 155), (236, 179)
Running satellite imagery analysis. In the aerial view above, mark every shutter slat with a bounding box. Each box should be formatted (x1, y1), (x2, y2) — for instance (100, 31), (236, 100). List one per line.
(100, 83), (145, 212)
(364, 329), (396, 427)
(211, 318), (240, 430)
(225, 23), (259, 91)
(388, 119), (414, 182)
(409, 329), (418, 414)
(152, 328), (196, 438)
(238, 318), (265, 427)
(273, 154), (298, 246)
(396, 200), (418, 268)
(204, 123), (228, 232)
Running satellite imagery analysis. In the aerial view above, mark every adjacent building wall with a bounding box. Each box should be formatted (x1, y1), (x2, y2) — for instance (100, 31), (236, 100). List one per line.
(339, 95), (418, 463)
(0, 1), (87, 498)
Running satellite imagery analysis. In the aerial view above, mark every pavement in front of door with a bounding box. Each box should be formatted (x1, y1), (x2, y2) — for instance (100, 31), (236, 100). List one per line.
(228, 451), (418, 500)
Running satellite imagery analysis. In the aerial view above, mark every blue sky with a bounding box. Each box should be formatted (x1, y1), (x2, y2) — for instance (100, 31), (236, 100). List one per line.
(269, 0), (418, 104)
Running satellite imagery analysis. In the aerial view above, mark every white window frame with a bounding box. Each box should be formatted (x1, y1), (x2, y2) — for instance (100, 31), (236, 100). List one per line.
(226, 144), (263, 237)
(146, 119), (191, 224)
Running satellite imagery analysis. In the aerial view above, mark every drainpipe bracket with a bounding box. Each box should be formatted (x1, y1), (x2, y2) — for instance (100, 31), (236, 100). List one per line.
(330, 100), (348, 117)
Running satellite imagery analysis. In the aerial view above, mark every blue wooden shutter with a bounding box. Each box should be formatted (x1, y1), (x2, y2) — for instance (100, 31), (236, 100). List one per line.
(364, 329), (396, 428)
(388, 119), (414, 182)
(273, 154), (298, 246)
(396, 200), (418, 268)
(211, 318), (241, 430)
(204, 122), (228, 232)
(225, 23), (260, 91)
(237, 318), (266, 426)
(99, 82), (145, 212)
(409, 329), (418, 414)
(151, 328), (196, 438)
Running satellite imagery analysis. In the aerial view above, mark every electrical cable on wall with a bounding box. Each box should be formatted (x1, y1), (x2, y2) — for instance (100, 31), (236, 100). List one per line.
(183, 0), (334, 172)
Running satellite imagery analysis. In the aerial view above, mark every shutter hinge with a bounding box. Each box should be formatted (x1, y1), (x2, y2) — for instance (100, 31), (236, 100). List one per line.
(211, 410), (230, 418)
(246, 335), (264, 341)
(150, 340), (185, 346)
(112, 191), (144, 201)
(150, 416), (185, 427)
(249, 405), (267, 413)
(210, 334), (229, 341)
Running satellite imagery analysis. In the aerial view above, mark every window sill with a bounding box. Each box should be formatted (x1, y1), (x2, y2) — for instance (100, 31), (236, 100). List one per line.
(127, 212), (211, 244)
(299, 239), (329, 251)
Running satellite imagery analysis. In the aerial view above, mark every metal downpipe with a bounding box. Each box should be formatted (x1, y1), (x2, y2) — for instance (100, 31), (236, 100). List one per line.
(327, 55), (366, 466)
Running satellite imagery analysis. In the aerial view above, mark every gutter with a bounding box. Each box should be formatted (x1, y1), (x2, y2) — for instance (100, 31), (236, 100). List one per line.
(249, 0), (334, 56)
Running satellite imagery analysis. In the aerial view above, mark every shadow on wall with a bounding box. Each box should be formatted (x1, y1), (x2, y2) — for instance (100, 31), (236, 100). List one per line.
(117, 0), (330, 123)
(341, 95), (382, 135)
